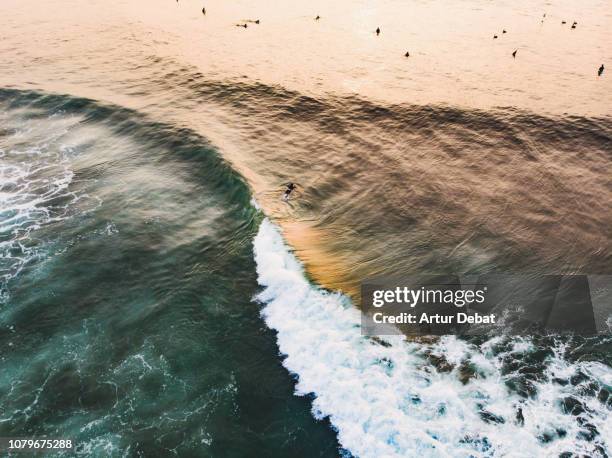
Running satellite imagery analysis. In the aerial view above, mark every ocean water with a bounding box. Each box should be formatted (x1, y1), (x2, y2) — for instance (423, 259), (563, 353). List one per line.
(1, 0), (611, 456)
(0, 91), (340, 456)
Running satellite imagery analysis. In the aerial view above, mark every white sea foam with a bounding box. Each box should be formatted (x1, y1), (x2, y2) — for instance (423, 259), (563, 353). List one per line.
(0, 110), (100, 301)
(253, 218), (611, 458)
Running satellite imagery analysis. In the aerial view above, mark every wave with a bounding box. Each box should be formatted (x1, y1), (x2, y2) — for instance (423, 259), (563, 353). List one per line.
(2, 86), (610, 456)
(254, 218), (612, 457)
(0, 88), (257, 303)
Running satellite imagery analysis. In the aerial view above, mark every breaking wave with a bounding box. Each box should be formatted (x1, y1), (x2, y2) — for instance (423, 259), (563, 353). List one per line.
(254, 218), (612, 457)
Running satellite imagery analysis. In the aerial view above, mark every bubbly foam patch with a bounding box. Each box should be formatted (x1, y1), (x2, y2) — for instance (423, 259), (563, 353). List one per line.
(253, 218), (611, 457)
(0, 109), (98, 301)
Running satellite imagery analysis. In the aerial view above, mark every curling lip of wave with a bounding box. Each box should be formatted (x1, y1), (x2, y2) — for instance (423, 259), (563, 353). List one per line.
(253, 218), (612, 457)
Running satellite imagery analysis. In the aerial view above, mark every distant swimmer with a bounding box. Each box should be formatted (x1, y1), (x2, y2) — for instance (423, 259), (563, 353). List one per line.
(315, 15), (320, 20)
(516, 407), (525, 426)
(255, 19), (260, 24)
(202, 7), (206, 15)
(376, 27), (381, 35)
(503, 29), (507, 33)
(405, 51), (410, 57)
(282, 183), (297, 201)
(236, 23), (248, 28)
(571, 21), (577, 29)
(561, 20), (566, 24)
(512, 49), (517, 58)
(493, 34), (498, 39)
(599, 64), (605, 76)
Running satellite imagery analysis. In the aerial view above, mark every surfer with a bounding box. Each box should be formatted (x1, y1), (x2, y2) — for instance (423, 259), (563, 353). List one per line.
(598, 64), (604, 76)
(376, 27), (380, 35)
(282, 183), (297, 201)
(516, 407), (525, 426)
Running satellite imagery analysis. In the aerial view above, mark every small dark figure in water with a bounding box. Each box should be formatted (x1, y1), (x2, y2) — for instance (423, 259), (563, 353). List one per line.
(376, 27), (381, 35)
(493, 34), (498, 39)
(282, 183), (297, 201)
(599, 64), (605, 76)
(315, 15), (320, 20)
(202, 7), (206, 15)
(516, 407), (525, 426)
(512, 49), (517, 58)
(503, 29), (507, 33)
(255, 19), (260, 24)
(561, 20), (566, 24)
(571, 21), (577, 29)
(405, 51), (410, 57)
(236, 23), (248, 28)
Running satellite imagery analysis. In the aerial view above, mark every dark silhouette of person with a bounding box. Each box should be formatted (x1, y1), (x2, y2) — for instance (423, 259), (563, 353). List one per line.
(202, 7), (206, 14)
(405, 51), (410, 57)
(282, 183), (297, 201)
(512, 49), (517, 58)
(516, 407), (525, 426)
(599, 64), (605, 76)
(376, 27), (381, 35)
(503, 29), (507, 33)
(493, 34), (498, 39)
(315, 15), (320, 20)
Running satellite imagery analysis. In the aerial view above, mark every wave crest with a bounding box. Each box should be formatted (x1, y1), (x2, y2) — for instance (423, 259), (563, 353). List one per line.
(254, 218), (611, 457)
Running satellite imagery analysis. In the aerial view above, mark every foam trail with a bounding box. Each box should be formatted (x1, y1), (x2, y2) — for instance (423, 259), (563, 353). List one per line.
(253, 218), (611, 458)
(0, 109), (100, 302)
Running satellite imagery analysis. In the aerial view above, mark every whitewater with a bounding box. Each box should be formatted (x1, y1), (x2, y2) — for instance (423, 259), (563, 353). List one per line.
(253, 218), (611, 457)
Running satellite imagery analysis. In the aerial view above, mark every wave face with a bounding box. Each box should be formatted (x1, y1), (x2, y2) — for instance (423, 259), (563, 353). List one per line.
(254, 218), (612, 457)
(0, 90), (341, 456)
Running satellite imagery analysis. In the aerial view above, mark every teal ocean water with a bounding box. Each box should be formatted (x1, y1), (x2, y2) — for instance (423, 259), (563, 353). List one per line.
(0, 90), (340, 456)
(1, 0), (611, 455)
(1, 89), (611, 457)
